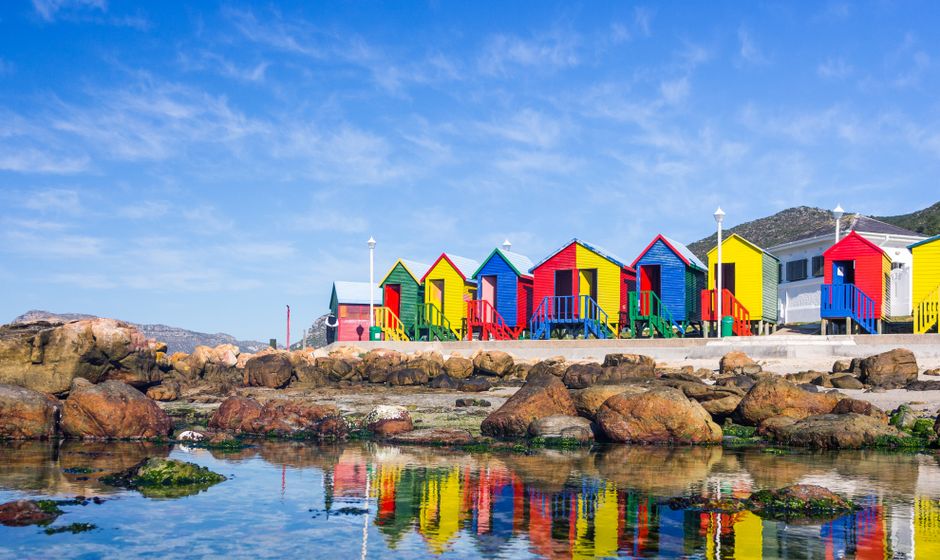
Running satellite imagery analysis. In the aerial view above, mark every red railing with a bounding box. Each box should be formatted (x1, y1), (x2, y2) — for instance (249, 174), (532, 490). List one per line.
(466, 299), (523, 340)
(700, 289), (751, 336)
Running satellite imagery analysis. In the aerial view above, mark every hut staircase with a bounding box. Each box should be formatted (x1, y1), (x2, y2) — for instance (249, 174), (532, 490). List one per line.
(414, 302), (459, 341)
(466, 300), (523, 341)
(821, 283), (877, 335)
(529, 295), (613, 340)
(914, 284), (940, 334)
(700, 289), (752, 336)
(373, 307), (410, 341)
(627, 291), (683, 338)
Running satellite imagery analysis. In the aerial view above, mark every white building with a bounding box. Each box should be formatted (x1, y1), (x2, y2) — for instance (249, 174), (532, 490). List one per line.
(769, 215), (925, 324)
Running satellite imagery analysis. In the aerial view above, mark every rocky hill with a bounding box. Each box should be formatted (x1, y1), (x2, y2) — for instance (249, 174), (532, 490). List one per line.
(10, 310), (268, 355)
(290, 313), (331, 350)
(687, 202), (940, 262)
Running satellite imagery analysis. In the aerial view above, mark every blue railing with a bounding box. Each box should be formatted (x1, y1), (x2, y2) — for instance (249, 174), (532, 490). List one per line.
(529, 295), (612, 339)
(821, 283), (877, 334)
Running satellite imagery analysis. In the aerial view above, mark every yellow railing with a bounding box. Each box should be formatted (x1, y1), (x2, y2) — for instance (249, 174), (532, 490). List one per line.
(914, 285), (940, 334)
(374, 306), (410, 341)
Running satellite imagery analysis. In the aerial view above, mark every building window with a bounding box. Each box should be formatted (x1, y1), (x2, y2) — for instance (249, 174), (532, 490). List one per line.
(778, 263), (783, 284)
(891, 262), (903, 270)
(811, 256), (824, 277)
(786, 259), (808, 282)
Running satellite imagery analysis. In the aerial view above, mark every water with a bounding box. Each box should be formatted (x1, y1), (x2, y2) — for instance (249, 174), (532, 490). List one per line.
(2, 441), (940, 559)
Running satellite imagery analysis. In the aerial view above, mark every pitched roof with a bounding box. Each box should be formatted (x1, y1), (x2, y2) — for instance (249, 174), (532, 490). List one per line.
(380, 258), (430, 285)
(708, 233), (780, 263)
(631, 234), (706, 271)
(472, 248), (534, 278)
(805, 213), (923, 240)
(332, 281), (383, 305)
(421, 253), (480, 282)
(823, 230), (887, 257)
(530, 238), (632, 272)
(908, 233), (940, 250)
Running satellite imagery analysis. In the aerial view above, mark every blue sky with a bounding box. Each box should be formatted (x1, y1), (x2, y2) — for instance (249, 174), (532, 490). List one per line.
(1, 1), (939, 341)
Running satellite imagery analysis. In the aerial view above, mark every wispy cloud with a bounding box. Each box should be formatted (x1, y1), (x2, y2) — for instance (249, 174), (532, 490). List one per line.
(817, 57), (853, 79)
(19, 188), (83, 214)
(0, 148), (89, 174)
(118, 200), (170, 220)
(634, 7), (654, 37)
(737, 27), (769, 66)
(478, 31), (580, 75)
(32, 0), (149, 29)
(479, 109), (564, 148)
(32, 0), (106, 22)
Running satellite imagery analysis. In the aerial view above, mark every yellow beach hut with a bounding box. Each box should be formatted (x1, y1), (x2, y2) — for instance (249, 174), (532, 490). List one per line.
(419, 253), (480, 340)
(704, 233), (779, 335)
(910, 234), (940, 333)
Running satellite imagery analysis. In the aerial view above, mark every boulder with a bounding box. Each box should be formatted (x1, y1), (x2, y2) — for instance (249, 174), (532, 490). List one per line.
(719, 352), (761, 376)
(925, 368), (940, 377)
(388, 428), (474, 446)
(811, 373), (833, 388)
(831, 398), (888, 423)
(602, 353), (656, 369)
(455, 398), (491, 407)
(480, 374), (576, 438)
(472, 350), (514, 377)
(0, 319), (163, 395)
(832, 359), (853, 374)
(659, 370), (704, 384)
(316, 357), (358, 382)
(527, 415), (594, 442)
(889, 405), (918, 430)
(208, 396), (263, 431)
(101, 458), (226, 497)
(734, 378), (840, 425)
(208, 396), (346, 439)
(756, 415), (798, 439)
(528, 357), (569, 378)
(243, 353), (293, 388)
(771, 413), (901, 448)
(561, 363), (603, 389)
(0, 500), (61, 526)
(0, 384), (60, 439)
(290, 353), (328, 386)
(459, 376), (493, 392)
(596, 387), (722, 444)
(365, 405), (413, 437)
(784, 371), (820, 385)
(403, 352), (444, 379)
(906, 380), (940, 391)
(715, 375), (757, 391)
(509, 362), (533, 380)
(387, 368), (429, 386)
(830, 374), (865, 390)
(859, 348), (918, 389)
(146, 381), (180, 402)
(361, 349), (405, 382)
(443, 356), (473, 379)
(700, 395), (744, 419)
(748, 485), (857, 519)
(570, 384), (649, 420)
(61, 380), (172, 439)
(429, 373), (461, 390)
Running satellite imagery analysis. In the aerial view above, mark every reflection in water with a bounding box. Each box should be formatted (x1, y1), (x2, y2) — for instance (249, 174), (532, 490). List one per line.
(2, 441), (940, 558)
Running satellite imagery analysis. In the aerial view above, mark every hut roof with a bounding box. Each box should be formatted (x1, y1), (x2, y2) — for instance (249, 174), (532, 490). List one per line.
(908, 233), (940, 250)
(421, 253), (480, 282)
(472, 248), (534, 279)
(530, 238), (631, 272)
(631, 234), (706, 271)
(332, 281), (383, 305)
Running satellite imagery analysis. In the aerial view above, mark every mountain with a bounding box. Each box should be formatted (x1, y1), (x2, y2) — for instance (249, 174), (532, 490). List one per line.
(10, 310), (269, 355)
(290, 313), (331, 350)
(686, 202), (940, 262)
(875, 201), (940, 236)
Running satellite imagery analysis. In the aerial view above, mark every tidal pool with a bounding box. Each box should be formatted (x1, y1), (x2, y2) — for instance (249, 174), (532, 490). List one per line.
(1, 441), (940, 559)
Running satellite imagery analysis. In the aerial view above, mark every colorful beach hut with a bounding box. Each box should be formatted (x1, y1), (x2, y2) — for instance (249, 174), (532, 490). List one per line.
(376, 259), (429, 341)
(909, 234), (940, 333)
(419, 253), (480, 340)
(703, 233), (780, 336)
(327, 281), (382, 343)
(820, 231), (890, 334)
(528, 239), (636, 339)
(468, 240), (534, 340)
(628, 235), (707, 338)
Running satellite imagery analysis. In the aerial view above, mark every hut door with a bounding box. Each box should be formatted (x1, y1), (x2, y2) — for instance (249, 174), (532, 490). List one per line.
(554, 270), (574, 318)
(640, 265), (661, 296)
(832, 261), (855, 285)
(384, 284), (401, 318)
(579, 269), (598, 302)
(712, 263), (735, 294)
(482, 275), (497, 321)
(429, 280), (445, 323)
(554, 270), (574, 297)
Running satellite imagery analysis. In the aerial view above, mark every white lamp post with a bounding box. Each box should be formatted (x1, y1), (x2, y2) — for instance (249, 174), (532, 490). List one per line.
(714, 207), (725, 338)
(368, 237), (376, 328)
(833, 204), (844, 244)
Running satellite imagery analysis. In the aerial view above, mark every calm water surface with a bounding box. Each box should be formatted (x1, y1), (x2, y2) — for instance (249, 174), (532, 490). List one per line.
(1, 441), (940, 559)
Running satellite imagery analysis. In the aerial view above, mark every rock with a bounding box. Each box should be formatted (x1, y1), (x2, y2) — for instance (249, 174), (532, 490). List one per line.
(61, 380), (172, 439)
(316, 357), (359, 382)
(830, 374), (865, 390)
(906, 380), (940, 391)
(772, 414), (901, 448)
(748, 485), (857, 519)
(811, 373), (833, 388)
(146, 381), (180, 402)
(102, 458), (226, 497)
(208, 396), (263, 431)
(570, 384), (649, 419)
(659, 371), (704, 384)
(561, 363), (604, 389)
(719, 352), (761, 376)
(527, 415), (594, 442)
(734, 377), (840, 426)
(455, 398), (491, 407)
(859, 348), (918, 389)
(509, 362), (533, 380)
(756, 415), (798, 438)
(659, 380), (744, 421)
(480, 374), (576, 438)
(459, 376), (492, 392)
(832, 359), (853, 374)
(700, 395), (744, 419)
(596, 387), (723, 444)
(0, 319), (162, 395)
(429, 374), (461, 390)
(402, 352), (444, 379)
(365, 405), (413, 437)
(528, 357), (568, 378)
(361, 349), (405, 383)
(207, 431), (240, 448)
(715, 375), (757, 391)
(387, 368), (429, 386)
(243, 353), (293, 388)
(785, 371), (822, 384)
(832, 398), (888, 423)
(925, 368), (940, 377)
(799, 383), (820, 393)
(388, 427), (473, 446)
(602, 353), (656, 369)
(0, 384), (60, 439)
(443, 356), (473, 379)
(472, 350), (514, 377)
(889, 405), (918, 430)
(0, 500), (61, 526)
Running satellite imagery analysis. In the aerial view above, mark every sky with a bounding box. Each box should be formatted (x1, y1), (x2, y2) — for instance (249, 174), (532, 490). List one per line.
(1, 1), (939, 342)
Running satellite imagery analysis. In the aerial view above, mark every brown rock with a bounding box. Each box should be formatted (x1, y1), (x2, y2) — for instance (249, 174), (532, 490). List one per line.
(561, 363), (604, 389)
(785, 371), (823, 384)
(831, 398), (888, 423)
(715, 374), (757, 391)
(772, 413), (901, 448)
(570, 384), (650, 420)
(0, 384), (60, 439)
(316, 357), (358, 382)
(719, 352), (761, 376)
(527, 415), (594, 441)
(859, 348), (918, 389)
(387, 368), (429, 386)
(509, 362), (533, 380)
(596, 387), (723, 444)
(459, 376), (493, 392)
(443, 356), (473, 379)
(480, 374), (576, 438)
(429, 373), (461, 389)
(830, 374), (865, 390)
(209, 396), (345, 439)
(61, 380), (172, 439)
(146, 381), (180, 402)
(756, 415), (798, 438)
(734, 377), (840, 425)
(456, 398), (491, 407)
(388, 427), (473, 446)
(700, 395), (744, 418)
(832, 359), (853, 373)
(925, 368), (940, 377)
(402, 352), (444, 379)
(0, 500), (60, 526)
(528, 357), (568, 378)
(602, 353), (656, 369)
(208, 396), (263, 431)
(472, 350), (514, 377)
(244, 353), (293, 388)
(365, 405), (413, 437)
(811, 373), (834, 388)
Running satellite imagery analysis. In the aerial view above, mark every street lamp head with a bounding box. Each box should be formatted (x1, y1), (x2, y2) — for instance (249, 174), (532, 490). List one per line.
(367, 236), (376, 249)
(713, 207), (725, 224)
(502, 239), (512, 251)
(832, 204), (844, 221)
